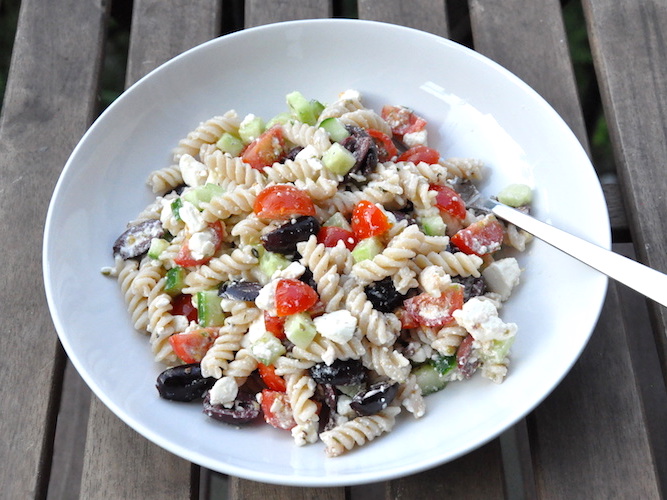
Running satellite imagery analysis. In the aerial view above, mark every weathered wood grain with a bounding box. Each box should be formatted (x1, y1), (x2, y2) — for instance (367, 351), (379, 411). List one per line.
(230, 481), (346, 500)
(469, 0), (589, 151)
(125, 0), (223, 87)
(387, 441), (506, 499)
(582, 0), (667, 385)
(0, 0), (108, 498)
(358, 0), (449, 37)
(529, 282), (661, 498)
(244, 0), (332, 28)
(79, 2), (223, 499)
(80, 397), (197, 500)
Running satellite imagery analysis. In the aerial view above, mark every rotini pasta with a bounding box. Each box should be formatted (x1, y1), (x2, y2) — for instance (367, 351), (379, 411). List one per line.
(106, 89), (529, 456)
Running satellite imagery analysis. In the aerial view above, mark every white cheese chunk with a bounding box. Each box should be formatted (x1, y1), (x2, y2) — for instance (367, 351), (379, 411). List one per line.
(208, 376), (238, 407)
(255, 280), (278, 315)
(179, 154), (208, 187)
(453, 297), (517, 343)
(482, 258), (521, 301)
(339, 89), (361, 101)
(178, 200), (208, 233)
(313, 310), (357, 344)
(403, 129), (428, 147)
(188, 227), (216, 260)
(294, 144), (320, 161)
(271, 261), (306, 280)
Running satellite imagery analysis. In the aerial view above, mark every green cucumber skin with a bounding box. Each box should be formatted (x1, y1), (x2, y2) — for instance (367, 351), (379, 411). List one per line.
(197, 290), (226, 327)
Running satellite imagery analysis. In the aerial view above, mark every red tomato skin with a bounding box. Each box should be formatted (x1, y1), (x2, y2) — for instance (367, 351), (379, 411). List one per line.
(431, 184), (467, 220)
(258, 363), (287, 392)
(351, 200), (391, 239)
(168, 328), (215, 364)
(171, 294), (198, 323)
(253, 184), (316, 220)
(242, 126), (286, 170)
(450, 215), (505, 256)
(381, 105), (427, 138)
(264, 312), (286, 340)
(397, 145), (440, 164)
(367, 129), (398, 162)
(173, 221), (225, 267)
(274, 279), (319, 317)
(260, 390), (296, 430)
(397, 307), (419, 329)
(317, 226), (358, 250)
(403, 286), (464, 329)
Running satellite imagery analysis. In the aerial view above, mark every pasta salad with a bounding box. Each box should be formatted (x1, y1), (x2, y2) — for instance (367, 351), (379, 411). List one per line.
(105, 90), (532, 457)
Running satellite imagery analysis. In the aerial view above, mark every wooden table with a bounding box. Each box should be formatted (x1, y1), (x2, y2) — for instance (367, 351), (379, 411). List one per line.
(2, 1), (666, 498)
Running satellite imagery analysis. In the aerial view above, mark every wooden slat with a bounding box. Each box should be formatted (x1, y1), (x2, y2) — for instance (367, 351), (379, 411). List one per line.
(79, 2), (223, 499)
(386, 441), (506, 499)
(358, 0), (449, 37)
(468, 1), (661, 497)
(244, 0), (332, 28)
(529, 282), (661, 498)
(0, 0), (108, 498)
(230, 481), (346, 500)
(468, 0), (589, 150)
(582, 0), (667, 381)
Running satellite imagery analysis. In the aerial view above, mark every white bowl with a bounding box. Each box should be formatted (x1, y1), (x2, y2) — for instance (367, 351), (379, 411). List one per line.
(43, 19), (609, 486)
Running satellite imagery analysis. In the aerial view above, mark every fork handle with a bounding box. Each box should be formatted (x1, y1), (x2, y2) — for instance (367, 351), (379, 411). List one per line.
(489, 202), (667, 308)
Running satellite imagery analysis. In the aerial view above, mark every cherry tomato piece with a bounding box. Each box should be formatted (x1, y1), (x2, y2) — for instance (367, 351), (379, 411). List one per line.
(381, 105), (427, 138)
(258, 363), (287, 392)
(317, 226), (358, 250)
(171, 294), (198, 323)
(403, 286), (465, 329)
(173, 221), (225, 267)
(242, 126), (287, 170)
(168, 328), (216, 364)
(260, 389), (296, 430)
(450, 215), (505, 256)
(351, 200), (391, 239)
(367, 129), (398, 162)
(397, 145), (440, 164)
(431, 184), (467, 220)
(253, 184), (316, 220)
(274, 278), (319, 317)
(264, 311), (286, 340)
(396, 307), (419, 330)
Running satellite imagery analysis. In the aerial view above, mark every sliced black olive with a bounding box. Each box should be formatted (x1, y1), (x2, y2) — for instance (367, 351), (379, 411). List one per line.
(261, 215), (320, 254)
(309, 359), (367, 386)
(299, 267), (317, 290)
(219, 281), (263, 301)
(113, 219), (164, 260)
(452, 275), (487, 301)
(156, 363), (215, 402)
(285, 146), (304, 161)
(364, 277), (408, 313)
(202, 391), (261, 425)
(340, 126), (378, 179)
(350, 381), (399, 416)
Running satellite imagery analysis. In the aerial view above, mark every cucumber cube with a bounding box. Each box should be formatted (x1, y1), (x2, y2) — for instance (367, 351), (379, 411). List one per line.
(284, 312), (317, 348)
(165, 266), (186, 296)
(265, 112), (293, 129)
(249, 332), (286, 365)
(412, 362), (449, 395)
(420, 215), (447, 236)
(238, 114), (266, 143)
(323, 212), (352, 231)
(497, 183), (532, 207)
(216, 132), (245, 157)
(148, 238), (169, 260)
(182, 183), (226, 209)
(259, 250), (290, 277)
(319, 117), (350, 142)
(197, 289), (226, 327)
(286, 91), (325, 125)
(322, 143), (356, 175)
(351, 236), (384, 263)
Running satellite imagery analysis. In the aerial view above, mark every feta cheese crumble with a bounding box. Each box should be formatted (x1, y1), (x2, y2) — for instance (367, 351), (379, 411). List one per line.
(482, 258), (521, 301)
(314, 310), (357, 344)
(453, 297), (517, 343)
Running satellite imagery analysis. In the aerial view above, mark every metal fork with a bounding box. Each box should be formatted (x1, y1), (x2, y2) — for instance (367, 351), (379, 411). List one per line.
(482, 197), (667, 308)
